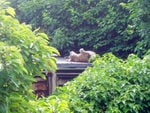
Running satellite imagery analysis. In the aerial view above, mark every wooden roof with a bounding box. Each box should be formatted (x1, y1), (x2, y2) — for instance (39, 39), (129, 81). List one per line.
(56, 57), (92, 69)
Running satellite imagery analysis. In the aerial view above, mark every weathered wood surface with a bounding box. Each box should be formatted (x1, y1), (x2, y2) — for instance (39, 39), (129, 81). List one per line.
(57, 57), (92, 68)
(33, 57), (92, 97)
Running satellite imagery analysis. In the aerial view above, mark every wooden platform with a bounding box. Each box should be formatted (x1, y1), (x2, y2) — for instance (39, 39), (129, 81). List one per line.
(57, 57), (92, 68)
(33, 57), (92, 97)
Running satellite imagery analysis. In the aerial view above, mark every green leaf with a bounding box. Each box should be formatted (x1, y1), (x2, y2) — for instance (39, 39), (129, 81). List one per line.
(6, 7), (15, 17)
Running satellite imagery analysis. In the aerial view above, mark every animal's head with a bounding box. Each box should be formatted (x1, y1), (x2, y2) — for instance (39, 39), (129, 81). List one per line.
(79, 48), (85, 53)
(79, 48), (90, 57)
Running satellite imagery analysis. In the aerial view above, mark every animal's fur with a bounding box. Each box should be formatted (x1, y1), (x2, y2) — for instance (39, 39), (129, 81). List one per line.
(68, 50), (90, 62)
(67, 48), (96, 62)
(79, 48), (96, 57)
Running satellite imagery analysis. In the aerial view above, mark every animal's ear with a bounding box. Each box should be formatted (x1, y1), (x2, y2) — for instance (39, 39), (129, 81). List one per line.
(70, 51), (74, 54)
(79, 48), (85, 53)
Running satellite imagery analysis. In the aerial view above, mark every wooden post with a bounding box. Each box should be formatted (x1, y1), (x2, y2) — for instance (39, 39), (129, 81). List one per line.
(47, 72), (57, 95)
(52, 72), (57, 93)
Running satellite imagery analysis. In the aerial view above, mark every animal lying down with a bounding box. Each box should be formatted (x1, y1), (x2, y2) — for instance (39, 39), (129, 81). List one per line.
(67, 48), (96, 62)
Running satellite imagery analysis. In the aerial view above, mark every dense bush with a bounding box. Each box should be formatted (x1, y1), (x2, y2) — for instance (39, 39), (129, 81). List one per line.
(0, 1), (59, 112)
(35, 53), (150, 113)
(121, 0), (150, 57)
(8, 0), (149, 57)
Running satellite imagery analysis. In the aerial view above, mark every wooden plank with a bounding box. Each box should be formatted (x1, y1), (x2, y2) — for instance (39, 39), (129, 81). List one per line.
(57, 70), (84, 74)
(57, 63), (92, 68)
(57, 68), (85, 70)
(56, 57), (92, 68)
(56, 73), (80, 76)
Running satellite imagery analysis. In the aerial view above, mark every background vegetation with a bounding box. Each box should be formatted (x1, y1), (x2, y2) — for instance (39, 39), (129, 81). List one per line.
(0, 0), (149, 112)
(122, 0), (150, 57)
(8, 0), (150, 57)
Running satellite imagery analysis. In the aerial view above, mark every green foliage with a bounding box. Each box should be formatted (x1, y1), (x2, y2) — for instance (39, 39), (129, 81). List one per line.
(8, 0), (144, 57)
(0, 0), (59, 112)
(52, 28), (73, 55)
(2, 0), (149, 112)
(120, 0), (150, 57)
(28, 95), (72, 113)
(37, 53), (150, 113)
(0, 42), (30, 113)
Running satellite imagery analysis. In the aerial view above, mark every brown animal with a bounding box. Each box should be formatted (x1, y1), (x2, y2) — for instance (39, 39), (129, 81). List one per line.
(67, 48), (96, 62)
(79, 48), (96, 57)
(67, 50), (90, 62)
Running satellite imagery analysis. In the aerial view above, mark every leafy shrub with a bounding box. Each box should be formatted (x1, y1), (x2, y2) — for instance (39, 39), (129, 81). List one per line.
(39, 53), (150, 113)
(0, 0), (59, 112)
